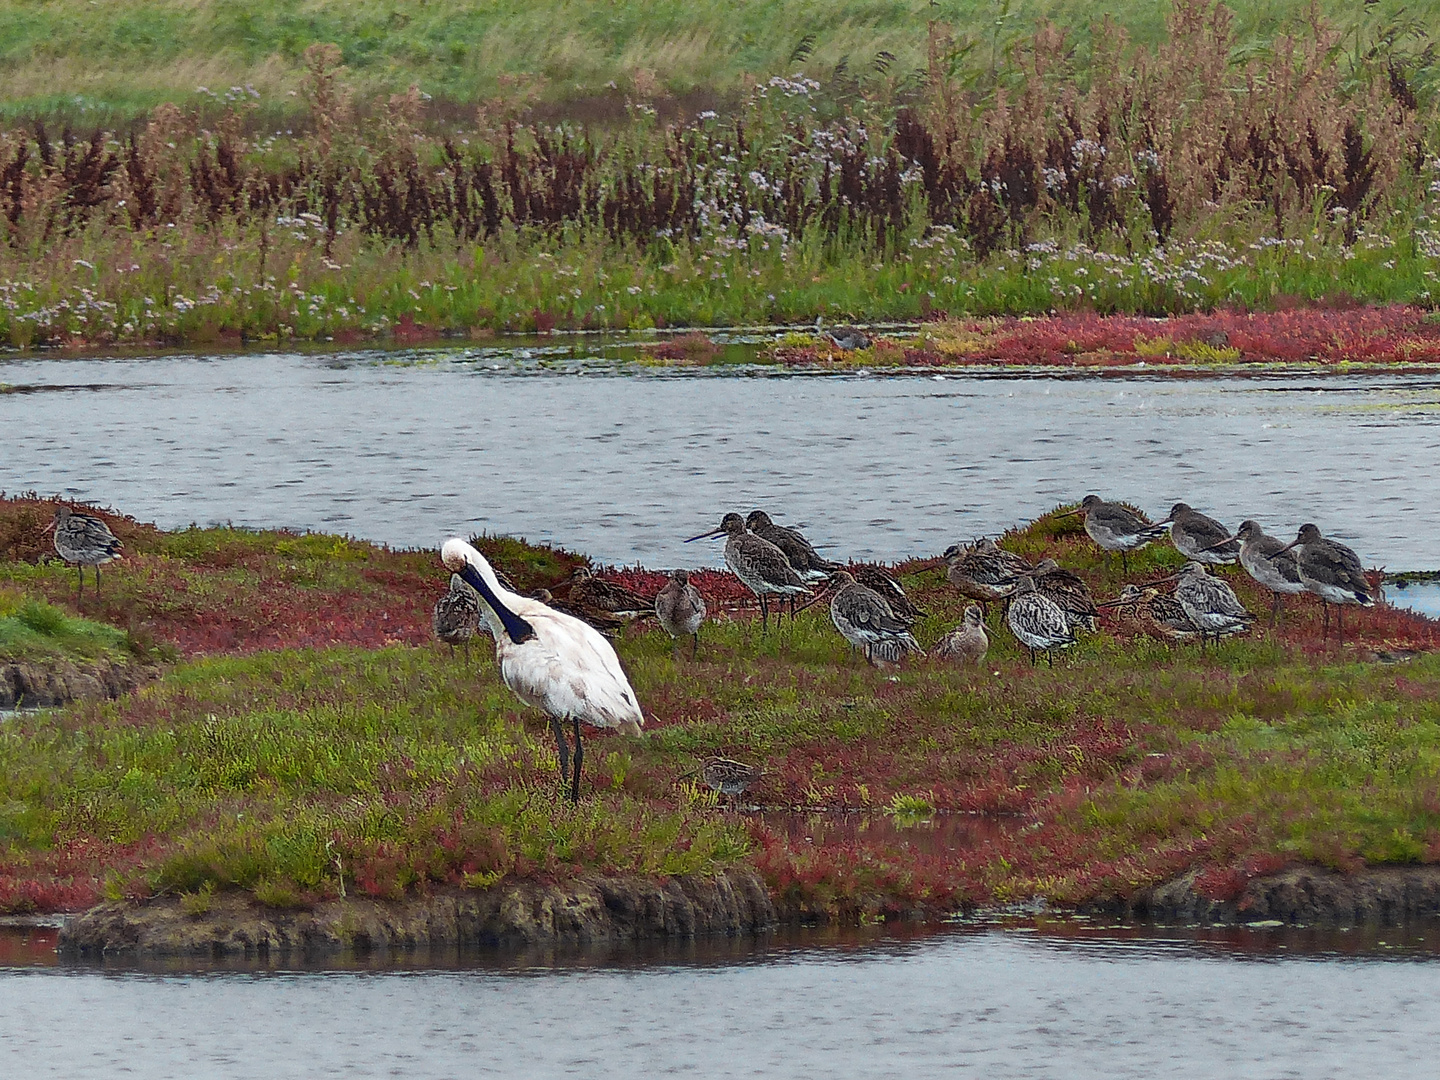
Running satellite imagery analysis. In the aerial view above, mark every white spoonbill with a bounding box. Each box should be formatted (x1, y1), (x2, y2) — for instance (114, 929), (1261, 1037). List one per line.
(442, 538), (644, 802)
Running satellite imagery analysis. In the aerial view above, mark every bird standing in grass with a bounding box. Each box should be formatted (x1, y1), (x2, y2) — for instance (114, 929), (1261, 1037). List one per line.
(45, 505), (123, 603)
(815, 317), (871, 351)
(1063, 496), (1169, 572)
(1226, 520), (1306, 625)
(1032, 557), (1098, 633)
(1170, 562), (1254, 645)
(829, 570), (924, 665)
(530, 588), (626, 637)
(655, 569), (707, 659)
(1101, 584), (1200, 644)
(853, 565), (926, 624)
(1278, 524), (1375, 642)
(1160, 502), (1239, 565)
(935, 605), (989, 664)
(442, 538), (644, 803)
(686, 757), (763, 807)
(1006, 575), (1075, 666)
(564, 566), (654, 619)
(745, 511), (839, 582)
(686, 513), (810, 632)
(432, 573), (480, 658)
(943, 539), (1027, 613)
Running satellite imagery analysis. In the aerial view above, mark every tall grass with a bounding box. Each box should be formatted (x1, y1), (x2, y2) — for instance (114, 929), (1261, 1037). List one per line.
(1, 0), (1436, 122)
(1, 2), (1439, 346)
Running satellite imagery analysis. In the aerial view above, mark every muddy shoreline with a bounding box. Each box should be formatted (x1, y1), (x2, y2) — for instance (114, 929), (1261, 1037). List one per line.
(53, 863), (1440, 960)
(0, 656), (158, 709)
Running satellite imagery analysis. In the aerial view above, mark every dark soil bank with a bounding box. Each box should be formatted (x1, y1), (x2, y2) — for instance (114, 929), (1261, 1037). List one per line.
(60, 865), (1440, 959)
(60, 871), (777, 959)
(0, 657), (157, 709)
(1090, 865), (1440, 926)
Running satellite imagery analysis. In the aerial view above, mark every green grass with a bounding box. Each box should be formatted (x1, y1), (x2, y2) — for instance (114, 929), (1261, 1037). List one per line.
(4, 504), (1440, 915)
(5, 584), (1440, 912)
(0, 646), (751, 906)
(5, 216), (1438, 347)
(0, 588), (132, 662)
(0, 0), (1432, 122)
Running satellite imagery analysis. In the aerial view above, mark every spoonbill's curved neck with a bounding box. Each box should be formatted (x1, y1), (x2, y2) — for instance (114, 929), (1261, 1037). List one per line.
(456, 562), (536, 644)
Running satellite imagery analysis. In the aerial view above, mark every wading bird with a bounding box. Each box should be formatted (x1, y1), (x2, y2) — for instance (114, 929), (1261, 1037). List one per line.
(531, 588), (626, 637)
(1062, 496), (1169, 572)
(943, 539), (1027, 613)
(815, 316), (871, 351)
(1277, 524), (1375, 642)
(829, 570), (924, 666)
(686, 513), (810, 632)
(684, 757), (763, 807)
(745, 511), (840, 582)
(432, 573), (480, 658)
(1160, 502), (1239, 565)
(1100, 584), (1200, 644)
(934, 605), (989, 664)
(1168, 561), (1254, 645)
(1032, 557), (1098, 633)
(45, 505), (122, 603)
(442, 538), (644, 802)
(853, 565), (926, 624)
(564, 566), (654, 618)
(1222, 520), (1306, 625)
(1005, 575), (1075, 666)
(655, 569), (707, 659)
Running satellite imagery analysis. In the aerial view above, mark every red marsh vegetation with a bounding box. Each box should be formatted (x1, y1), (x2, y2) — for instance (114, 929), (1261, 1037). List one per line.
(2, 495), (1439, 919)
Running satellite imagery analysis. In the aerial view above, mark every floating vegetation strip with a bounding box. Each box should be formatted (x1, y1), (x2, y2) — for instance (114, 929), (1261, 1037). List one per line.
(753, 306), (1440, 369)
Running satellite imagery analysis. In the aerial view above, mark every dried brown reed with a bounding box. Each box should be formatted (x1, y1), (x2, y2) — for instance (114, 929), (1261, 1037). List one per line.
(0, 3), (1428, 281)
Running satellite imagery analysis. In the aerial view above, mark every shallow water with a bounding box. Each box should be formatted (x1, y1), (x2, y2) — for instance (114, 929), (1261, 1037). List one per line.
(1388, 580), (1440, 619)
(5, 922), (1440, 1078)
(3, 343), (1439, 569)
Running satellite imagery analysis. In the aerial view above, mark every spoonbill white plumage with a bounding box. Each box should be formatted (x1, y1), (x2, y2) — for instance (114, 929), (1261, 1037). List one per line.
(441, 538), (644, 802)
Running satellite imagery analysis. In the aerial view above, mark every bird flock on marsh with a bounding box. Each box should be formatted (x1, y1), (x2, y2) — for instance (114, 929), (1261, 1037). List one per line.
(420, 498), (1379, 800)
(40, 498), (1382, 803)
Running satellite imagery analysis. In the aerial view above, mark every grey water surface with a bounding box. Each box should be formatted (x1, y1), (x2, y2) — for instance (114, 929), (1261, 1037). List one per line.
(4, 923), (1440, 1079)
(7, 345), (1440, 1076)
(3, 343), (1438, 569)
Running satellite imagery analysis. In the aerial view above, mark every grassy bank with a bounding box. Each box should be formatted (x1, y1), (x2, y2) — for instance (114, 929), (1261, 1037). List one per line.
(3, 496), (1440, 918)
(1, 2), (1439, 346)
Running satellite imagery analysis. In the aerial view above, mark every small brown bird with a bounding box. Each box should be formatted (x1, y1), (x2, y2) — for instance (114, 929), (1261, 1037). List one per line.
(531, 588), (626, 637)
(1101, 584), (1200, 644)
(944, 539), (1029, 612)
(934, 605), (989, 664)
(655, 569), (707, 659)
(687, 756), (763, 806)
(564, 566), (655, 618)
(433, 573), (481, 658)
